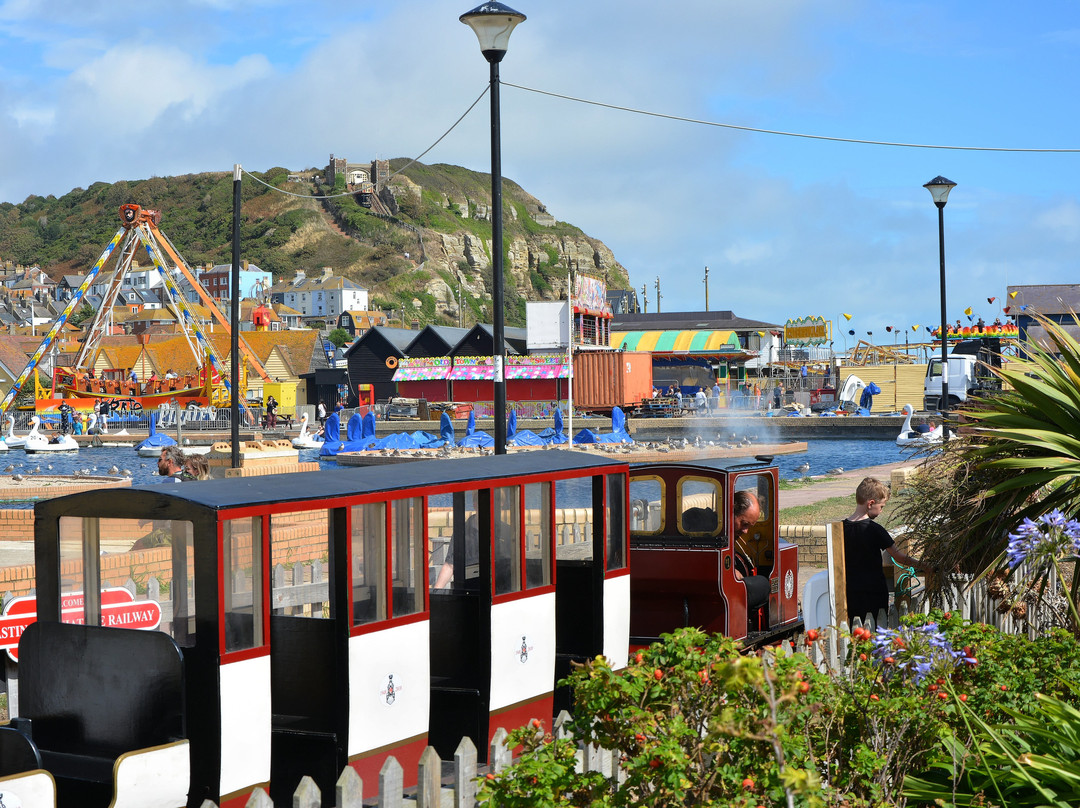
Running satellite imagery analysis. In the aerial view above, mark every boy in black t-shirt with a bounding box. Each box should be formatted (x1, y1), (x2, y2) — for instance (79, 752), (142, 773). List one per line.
(843, 477), (930, 622)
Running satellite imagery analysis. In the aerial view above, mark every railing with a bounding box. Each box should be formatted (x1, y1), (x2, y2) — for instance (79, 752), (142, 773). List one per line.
(809, 565), (1065, 672)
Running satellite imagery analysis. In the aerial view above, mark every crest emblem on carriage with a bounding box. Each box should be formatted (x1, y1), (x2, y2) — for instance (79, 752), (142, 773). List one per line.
(784, 569), (795, 600)
(383, 674), (396, 705)
(519, 636), (529, 663)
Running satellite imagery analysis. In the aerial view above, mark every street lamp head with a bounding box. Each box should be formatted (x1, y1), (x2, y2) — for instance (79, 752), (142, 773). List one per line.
(923, 175), (957, 208)
(460, 2), (526, 63)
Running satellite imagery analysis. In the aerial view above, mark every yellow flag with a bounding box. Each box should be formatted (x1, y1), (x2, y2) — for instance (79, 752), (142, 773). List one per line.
(964, 306), (973, 316)
(1009, 291), (1018, 299)
(911, 324), (919, 332)
(842, 313), (853, 320)
(757, 331), (765, 337)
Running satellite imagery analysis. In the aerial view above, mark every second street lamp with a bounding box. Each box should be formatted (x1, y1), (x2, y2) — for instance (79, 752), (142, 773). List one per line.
(924, 175), (956, 441)
(460, 2), (526, 455)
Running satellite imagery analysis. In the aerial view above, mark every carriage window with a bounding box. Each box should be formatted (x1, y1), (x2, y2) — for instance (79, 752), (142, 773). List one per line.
(55, 516), (196, 647)
(524, 483), (551, 589)
(678, 477), (723, 536)
(555, 477), (594, 560)
(606, 474), (627, 570)
(493, 486), (521, 595)
(629, 476), (664, 534)
(391, 498), (425, 617)
(223, 516), (264, 651)
(352, 503), (387, 625)
(429, 491), (480, 592)
(271, 510), (331, 619)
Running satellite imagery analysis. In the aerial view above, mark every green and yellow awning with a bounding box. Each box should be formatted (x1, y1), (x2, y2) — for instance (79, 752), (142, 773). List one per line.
(611, 330), (742, 354)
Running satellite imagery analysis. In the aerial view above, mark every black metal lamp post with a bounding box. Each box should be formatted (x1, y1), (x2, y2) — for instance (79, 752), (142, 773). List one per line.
(924, 175), (956, 440)
(461, 2), (526, 455)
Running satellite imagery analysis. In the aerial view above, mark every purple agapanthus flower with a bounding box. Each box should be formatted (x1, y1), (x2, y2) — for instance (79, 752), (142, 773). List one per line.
(1005, 510), (1080, 570)
(871, 622), (966, 683)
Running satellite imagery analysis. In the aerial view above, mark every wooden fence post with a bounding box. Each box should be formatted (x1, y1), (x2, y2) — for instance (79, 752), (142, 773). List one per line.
(335, 765), (363, 808)
(378, 756), (403, 808)
(242, 789), (272, 808)
(293, 775), (321, 808)
(417, 746), (442, 808)
(454, 735), (478, 808)
(826, 520), (848, 629)
(490, 728), (512, 773)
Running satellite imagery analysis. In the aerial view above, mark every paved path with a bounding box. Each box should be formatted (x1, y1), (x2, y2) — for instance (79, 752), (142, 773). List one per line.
(780, 460), (919, 510)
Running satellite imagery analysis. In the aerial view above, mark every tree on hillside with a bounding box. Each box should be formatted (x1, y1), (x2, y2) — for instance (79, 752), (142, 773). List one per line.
(327, 328), (350, 348)
(69, 303), (95, 327)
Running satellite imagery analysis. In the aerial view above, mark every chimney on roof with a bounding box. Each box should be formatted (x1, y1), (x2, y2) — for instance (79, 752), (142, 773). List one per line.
(243, 259), (249, 271)
(294, 270), (306, 284)
(322, 267), (333, 279)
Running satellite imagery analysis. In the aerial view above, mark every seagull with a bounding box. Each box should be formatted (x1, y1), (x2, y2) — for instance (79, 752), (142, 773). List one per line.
(827, 467), (844, 475)
(108, 465), (119, 475)
(795, 462), (810, 473)
(3, 465), (12, 473)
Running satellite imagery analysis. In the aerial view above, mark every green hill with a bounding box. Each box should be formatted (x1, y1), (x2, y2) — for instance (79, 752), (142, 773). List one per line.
(0, 161), (631, 328)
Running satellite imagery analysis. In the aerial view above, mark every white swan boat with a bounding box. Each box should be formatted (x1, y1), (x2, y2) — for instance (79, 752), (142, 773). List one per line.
(896, 403), (944, 447)
(292, 413), (325, 449)
(4, 414), (27, 449)
(24, 416), (79, 453)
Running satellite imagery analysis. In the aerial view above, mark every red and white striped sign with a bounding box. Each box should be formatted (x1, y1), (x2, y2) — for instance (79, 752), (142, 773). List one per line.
(0, 587), (162, 662)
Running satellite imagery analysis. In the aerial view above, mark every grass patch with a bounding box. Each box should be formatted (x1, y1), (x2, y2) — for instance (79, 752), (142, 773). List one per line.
(779, 494), (904, 529)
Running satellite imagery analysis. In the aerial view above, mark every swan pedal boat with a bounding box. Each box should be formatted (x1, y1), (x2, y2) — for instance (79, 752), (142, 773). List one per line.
(292, 413), (325, 449)
(23, 417), (79, 453)
(896, 404), (945, 447)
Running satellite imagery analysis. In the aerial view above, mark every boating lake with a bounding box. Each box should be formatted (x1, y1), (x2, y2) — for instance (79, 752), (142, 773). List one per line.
(0, 437), (916, 497)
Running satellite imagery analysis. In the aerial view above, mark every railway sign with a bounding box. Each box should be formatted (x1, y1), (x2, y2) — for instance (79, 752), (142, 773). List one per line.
(0, 587), (162, 662)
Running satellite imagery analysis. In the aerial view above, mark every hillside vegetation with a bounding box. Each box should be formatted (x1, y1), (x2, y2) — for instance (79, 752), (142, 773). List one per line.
(0, 161), (630, 328)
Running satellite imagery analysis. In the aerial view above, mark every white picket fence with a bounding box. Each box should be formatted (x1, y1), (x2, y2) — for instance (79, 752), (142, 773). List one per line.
(808, 564), (1067, 671)
(200, 711), (612, 808)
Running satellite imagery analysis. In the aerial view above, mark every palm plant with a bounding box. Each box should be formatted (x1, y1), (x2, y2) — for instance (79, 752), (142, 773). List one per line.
(894, 315), (1080, 625)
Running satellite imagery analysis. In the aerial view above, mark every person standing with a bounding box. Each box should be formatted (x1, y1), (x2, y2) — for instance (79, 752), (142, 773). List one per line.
(843, 478), (930, 621)
(772, 382), (783, 410)
(316, 400), (327, 426)
(265, 395), (278, 429)
(711, 380), (721, 414)
(694, 387), (707, 414)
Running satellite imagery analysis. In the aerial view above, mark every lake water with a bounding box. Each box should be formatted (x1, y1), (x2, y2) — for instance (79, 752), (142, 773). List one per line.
(0, 437), (912, 496)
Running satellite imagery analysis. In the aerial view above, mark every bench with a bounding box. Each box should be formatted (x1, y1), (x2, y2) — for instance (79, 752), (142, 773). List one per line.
(13, 621), (187, 808)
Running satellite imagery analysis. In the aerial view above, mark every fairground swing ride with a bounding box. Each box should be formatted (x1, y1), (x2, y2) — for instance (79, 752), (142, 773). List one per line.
(0, 204), (270, 419)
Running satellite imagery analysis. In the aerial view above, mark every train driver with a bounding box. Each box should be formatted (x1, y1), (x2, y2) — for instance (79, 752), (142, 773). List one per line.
(732, 491), (770, 613)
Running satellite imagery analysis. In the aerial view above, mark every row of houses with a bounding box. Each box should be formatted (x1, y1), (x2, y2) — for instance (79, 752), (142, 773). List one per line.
(1, 262), (373, 331)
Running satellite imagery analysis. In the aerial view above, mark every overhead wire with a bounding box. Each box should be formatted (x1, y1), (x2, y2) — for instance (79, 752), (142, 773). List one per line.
(246, 78), (1078, 202)
(502, 81), (1080, 154)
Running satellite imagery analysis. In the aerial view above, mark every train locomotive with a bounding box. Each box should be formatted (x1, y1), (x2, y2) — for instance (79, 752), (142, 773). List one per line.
(0, 451), (799, 807)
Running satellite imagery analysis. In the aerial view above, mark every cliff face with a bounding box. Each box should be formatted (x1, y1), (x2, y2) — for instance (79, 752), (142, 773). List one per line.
(360, 160), (631, 326)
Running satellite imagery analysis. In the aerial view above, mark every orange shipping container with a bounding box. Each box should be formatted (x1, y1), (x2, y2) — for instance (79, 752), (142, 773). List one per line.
(573, 351), (653, 412)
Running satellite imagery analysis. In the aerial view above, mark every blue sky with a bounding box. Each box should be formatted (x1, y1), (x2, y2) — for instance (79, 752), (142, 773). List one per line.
(1, 1), (1078, 342)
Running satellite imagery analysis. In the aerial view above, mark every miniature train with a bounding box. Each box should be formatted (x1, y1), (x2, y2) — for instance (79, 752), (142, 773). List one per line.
(0, 451), (800, 808)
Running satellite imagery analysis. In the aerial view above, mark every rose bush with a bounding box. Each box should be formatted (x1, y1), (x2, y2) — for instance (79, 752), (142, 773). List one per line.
(478, 617), (1080, 807)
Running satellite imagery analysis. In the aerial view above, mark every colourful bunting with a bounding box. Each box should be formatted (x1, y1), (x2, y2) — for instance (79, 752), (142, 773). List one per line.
(964, 306), (973, 316)
(987, 297), (996, 304)
(912, 324), (920, 332)
(843, 313), (853, 320)
(1009, 291), (1018, 299)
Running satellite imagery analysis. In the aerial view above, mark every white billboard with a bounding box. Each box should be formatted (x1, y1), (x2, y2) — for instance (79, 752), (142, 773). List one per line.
(526, 301), (571, 350)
